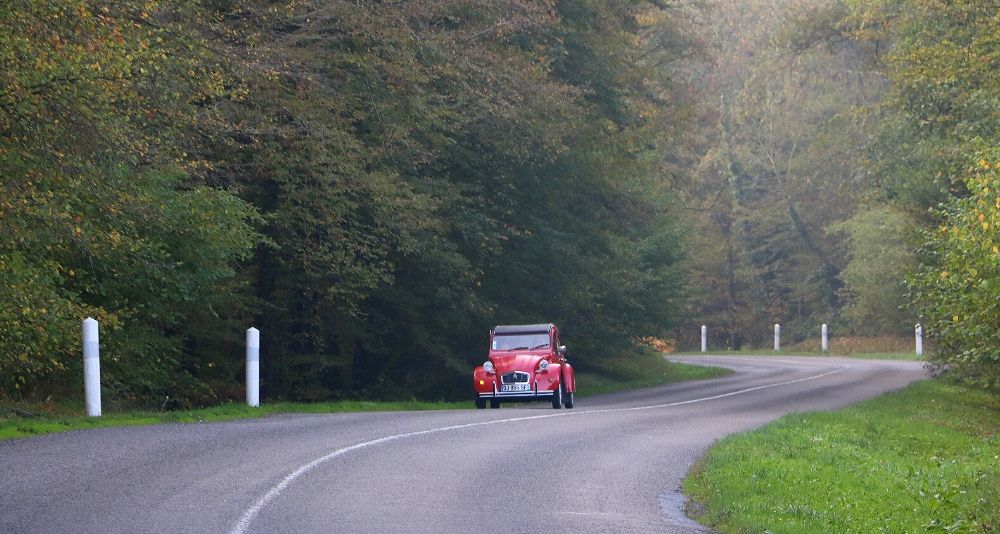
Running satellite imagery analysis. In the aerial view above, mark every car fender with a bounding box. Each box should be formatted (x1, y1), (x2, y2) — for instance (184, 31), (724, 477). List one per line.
(541, 363), (563, 392)
(473, 367), (497, 393)
(560, 362), (575, 393)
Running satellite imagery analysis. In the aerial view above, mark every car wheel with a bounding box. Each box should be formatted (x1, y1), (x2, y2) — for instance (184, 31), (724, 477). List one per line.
(551, 385), (563, 409)
(475, 397), (486, 409)
(564, 390), (574, 409)
(490, 398), (501, 409)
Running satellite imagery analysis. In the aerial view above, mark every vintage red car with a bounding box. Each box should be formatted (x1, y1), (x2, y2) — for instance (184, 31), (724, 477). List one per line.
(473, 323), (575, 409)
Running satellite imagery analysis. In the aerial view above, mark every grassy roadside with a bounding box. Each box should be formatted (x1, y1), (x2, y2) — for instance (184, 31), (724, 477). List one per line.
(835, 351), (923, 360)
(684, 379), (1000, 533)
(673, 350), (921, 360)
(0, 399), (465, 441)
(674, 335), (925, 360)
(577, 348), (730, 396)
(0, 350), (723, 441)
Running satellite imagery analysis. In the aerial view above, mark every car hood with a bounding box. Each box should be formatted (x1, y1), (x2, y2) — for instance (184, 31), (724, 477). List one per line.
(488, 353), (545, 375)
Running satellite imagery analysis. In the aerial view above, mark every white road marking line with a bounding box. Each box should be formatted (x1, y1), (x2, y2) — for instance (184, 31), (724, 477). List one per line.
(230, 365), (847, 534)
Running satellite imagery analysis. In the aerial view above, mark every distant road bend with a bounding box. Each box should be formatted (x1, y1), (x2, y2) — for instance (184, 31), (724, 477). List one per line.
(1, 355), (924, 533)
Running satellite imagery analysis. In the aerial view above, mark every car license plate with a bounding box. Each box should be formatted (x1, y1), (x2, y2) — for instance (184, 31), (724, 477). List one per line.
(500, 384), (530, 392)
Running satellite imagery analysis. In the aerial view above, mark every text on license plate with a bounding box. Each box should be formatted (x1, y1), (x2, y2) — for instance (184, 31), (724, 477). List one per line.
(501, 384), (531, 392)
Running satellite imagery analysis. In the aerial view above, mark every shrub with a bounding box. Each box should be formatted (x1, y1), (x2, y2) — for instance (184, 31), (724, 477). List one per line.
(909, 150), (1000, 389)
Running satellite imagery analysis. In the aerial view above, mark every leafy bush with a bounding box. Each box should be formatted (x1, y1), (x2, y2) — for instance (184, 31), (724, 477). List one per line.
(910, 151), (1000, 389)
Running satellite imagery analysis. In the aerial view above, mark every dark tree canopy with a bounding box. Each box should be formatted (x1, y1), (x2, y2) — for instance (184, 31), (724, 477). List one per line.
(2, 0), (693, 405)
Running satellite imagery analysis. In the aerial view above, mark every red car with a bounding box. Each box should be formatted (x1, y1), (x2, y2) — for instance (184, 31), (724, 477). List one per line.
(473, 323), (576, 409)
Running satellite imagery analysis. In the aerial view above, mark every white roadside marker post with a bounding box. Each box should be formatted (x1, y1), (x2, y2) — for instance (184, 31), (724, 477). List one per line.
(774, 323), (781, 352)
(915, 324), (923, 357)
(821, 323), (829, 353)
(82, 317), (102, 417)
(246, 327), (260, 407)
(701, 325), (707, 353)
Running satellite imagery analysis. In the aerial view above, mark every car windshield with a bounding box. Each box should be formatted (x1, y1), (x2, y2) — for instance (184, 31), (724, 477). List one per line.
(492, 333), (550, 351)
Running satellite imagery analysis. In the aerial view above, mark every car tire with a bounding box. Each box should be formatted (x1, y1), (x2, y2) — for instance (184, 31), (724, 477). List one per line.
(490, 398), (501, 409)
(564, 390), (574, 409)
(551, 385), (563, 409)
(475, 397), (486, 409)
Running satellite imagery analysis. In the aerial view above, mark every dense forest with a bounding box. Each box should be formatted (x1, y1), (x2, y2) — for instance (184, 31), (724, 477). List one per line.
(682, 0), (999, 389)
(2, 0), (997, 407)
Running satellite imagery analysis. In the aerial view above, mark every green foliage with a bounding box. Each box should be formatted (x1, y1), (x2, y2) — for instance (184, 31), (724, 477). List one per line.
(846, 0), (1000, 209)
(829, 206), (917, 336)
(910, 153), (1000, 389)
(686, 379), (1000, 533)
(204, 0), (695, 401)
(684, 0), (999, 371)
(0, 1), (260, 403)
(0, 252), (100, 395)
(839, 0), (1000, 388)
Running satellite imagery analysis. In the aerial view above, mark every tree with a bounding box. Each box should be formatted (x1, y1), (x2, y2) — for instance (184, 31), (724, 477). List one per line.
(910, 154), (1000, 388)
(843, 0), (1000, 386)
(829, 206), (917, 335)
(208, 0), (695, 400)
(679, 0), (888, 347)
(3, 0), (699, 405)
(0, 1), (259, 403)
(845, 0), (1000, 210)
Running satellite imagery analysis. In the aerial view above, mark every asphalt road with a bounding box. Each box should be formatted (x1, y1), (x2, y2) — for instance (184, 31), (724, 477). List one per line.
(1, 355), (925, 534)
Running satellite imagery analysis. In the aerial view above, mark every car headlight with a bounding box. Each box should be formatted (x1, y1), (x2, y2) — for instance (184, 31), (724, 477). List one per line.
(539, 359), (549, 371)
(483, 361), (495, 374)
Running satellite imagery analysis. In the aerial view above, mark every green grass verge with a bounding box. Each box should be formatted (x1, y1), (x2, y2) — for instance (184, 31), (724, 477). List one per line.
(684, 379), (1000, 533)
(0, 399), (464, 441)
(673, 350), (922, 361)
(577, 349), (730, 396)
(837, 351), (924, 360)
(1, 350), (727, 440)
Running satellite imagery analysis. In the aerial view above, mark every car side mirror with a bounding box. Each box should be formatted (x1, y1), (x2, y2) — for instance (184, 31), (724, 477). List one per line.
(558, 345), (567, 356)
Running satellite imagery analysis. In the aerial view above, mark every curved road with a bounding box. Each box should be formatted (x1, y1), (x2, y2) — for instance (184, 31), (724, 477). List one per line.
(1, 356), (924, 533)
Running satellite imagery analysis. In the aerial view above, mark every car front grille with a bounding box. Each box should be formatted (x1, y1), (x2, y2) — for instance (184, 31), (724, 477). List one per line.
(502, 372), (529, 383)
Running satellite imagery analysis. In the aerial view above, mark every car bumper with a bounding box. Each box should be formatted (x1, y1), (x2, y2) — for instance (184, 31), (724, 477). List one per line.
(477, 383), (556, 400)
